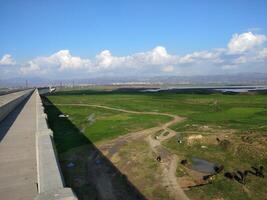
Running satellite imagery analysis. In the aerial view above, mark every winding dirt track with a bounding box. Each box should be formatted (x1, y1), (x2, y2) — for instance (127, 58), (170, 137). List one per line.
(55, 103), (189, 200)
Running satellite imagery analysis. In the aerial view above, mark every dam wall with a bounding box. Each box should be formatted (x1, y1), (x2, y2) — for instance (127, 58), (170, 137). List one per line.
(35, 90), (77, 199)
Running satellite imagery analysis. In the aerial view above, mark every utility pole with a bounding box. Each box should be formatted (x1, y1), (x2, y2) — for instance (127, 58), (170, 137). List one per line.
(25, 80), (28, 88)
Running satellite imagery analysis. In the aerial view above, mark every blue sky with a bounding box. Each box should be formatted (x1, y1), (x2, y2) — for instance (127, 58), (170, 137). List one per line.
(0, 0), (267, 78)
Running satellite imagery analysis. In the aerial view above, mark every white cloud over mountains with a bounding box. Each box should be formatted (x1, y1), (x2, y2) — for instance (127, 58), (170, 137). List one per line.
(1, 31), (267, 78)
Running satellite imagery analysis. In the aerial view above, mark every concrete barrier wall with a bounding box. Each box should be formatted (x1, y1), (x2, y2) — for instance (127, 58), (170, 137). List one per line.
(0, 89), (34, 122)
(35, 90), (77, 200)
(38, 87), (51, 95)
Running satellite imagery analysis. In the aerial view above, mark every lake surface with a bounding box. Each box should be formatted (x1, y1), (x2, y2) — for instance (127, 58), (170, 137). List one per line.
(142, 85), (267, 93)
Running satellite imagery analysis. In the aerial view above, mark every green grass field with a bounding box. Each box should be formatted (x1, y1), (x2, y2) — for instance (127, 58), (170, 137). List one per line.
(44, 98), (171, 153)
(48, 91), (267, 131)
(45, 89), (267, 200)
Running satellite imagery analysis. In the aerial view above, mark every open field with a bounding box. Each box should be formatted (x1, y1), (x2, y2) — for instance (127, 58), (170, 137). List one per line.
(45, 102), (171, 153)
(44, 89), (267, 200)
(48, 90), (267, 131)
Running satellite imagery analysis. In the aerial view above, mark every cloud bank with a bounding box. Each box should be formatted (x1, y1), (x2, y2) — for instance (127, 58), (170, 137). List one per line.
(1, 31), (267, 78)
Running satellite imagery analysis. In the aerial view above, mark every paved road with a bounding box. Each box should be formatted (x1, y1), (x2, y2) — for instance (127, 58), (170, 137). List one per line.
(0, 91), (37, 199)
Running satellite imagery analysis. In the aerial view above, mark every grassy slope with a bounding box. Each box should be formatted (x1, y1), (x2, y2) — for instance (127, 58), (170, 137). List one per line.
(45, 103), (89, 153)
(54, 105), (171, 143)
(48, 92), (267, 132)
(46, 91), (267, 199)
(45, 96), (171, 153)
(164, 134), (267, 200)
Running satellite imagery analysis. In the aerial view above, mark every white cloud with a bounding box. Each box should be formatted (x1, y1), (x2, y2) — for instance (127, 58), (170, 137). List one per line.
(232, 47), (267, 65)
(12, 31), (267, 78)
(20, 61), (45, 75)
(51, 50), (91, 70)
(95, 50), (130, 70)
(0, 54), (16, 65)
(96, 50), (114, 68)
(162, 65), (174, 72)
(228, 32), (266, 53)
(178, 50), (223, 64)
(20, 50), (92, 75)
(95, 46), (173, 68)
(233, 56), (248, 64)
(257, 48), (267, 60)
(146, 46), (171, 64)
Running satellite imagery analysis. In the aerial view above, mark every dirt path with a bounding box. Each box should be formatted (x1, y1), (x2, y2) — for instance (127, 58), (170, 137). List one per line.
(146, 134), (189, 200)
(55, 103), (189, 200)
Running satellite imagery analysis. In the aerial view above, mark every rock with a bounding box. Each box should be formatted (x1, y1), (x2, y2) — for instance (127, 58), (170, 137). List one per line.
(66, 162), (75, 168)
(58, 114), (69, 118)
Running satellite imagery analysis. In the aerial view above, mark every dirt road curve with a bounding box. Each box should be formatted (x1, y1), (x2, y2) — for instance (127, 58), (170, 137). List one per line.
(55, 103), (189, 200)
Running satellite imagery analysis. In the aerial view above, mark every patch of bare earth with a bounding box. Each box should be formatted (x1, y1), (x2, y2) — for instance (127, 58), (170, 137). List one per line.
(97, 114), (189, 200)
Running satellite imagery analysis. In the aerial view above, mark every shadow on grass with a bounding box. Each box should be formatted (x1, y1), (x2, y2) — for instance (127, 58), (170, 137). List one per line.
(42, 97), (147, 200)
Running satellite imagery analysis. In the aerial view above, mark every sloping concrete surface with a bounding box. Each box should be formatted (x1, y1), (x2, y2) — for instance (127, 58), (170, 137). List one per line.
(0, 90), (37, 199)
(35, 90), (77, 199)
(0, 89), (33, 122)
(0, 89), (32, 106)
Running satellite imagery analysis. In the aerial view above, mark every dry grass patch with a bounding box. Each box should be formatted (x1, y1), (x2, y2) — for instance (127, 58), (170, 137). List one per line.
(115, 140), (172, 200)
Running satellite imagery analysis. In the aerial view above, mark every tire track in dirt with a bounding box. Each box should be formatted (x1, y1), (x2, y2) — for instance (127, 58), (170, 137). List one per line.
(55, 103), (189, 200)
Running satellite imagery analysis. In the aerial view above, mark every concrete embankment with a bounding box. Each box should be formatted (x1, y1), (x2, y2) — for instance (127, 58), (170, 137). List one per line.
(0, 89), (37, 200)
(0, 89), (77, 199)
(35, 90), (77, 200)
(0, 89), (34, 122)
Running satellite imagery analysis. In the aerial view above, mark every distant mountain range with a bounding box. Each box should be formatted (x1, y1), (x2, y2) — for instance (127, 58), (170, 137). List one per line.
(1, 73), (267, 88)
